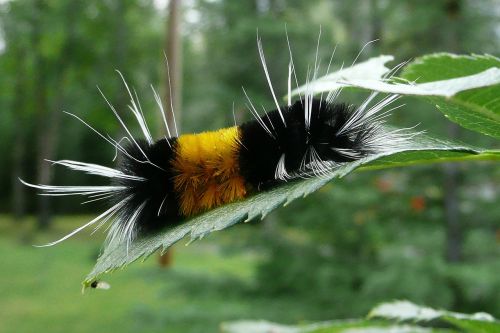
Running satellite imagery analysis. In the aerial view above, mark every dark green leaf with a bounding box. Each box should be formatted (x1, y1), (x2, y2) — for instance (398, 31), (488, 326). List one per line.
(401, 54), (500, 138)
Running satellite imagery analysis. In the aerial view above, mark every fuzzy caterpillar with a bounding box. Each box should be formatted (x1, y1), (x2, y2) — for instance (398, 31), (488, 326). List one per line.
(22, 38), (414, 255)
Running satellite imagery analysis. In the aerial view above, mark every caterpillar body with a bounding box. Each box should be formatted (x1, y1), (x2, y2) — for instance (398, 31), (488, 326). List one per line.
(22, 39), (413, 253)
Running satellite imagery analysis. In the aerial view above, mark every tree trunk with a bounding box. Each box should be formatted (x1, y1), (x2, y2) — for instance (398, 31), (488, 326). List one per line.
(159, 0), (183, 268)
(32, 0), (53, 230)
(444, 128), (462, 262)
(112, 0), (129, 164)
(34, 0), (79, 229)
(36, 100), (62, 230)
(11, 48), (28, 222)
(443, 0), (463, 262)
(368, 0), (382, 49)
(162, 0), (183, 134)
(12, 130), (26, 222)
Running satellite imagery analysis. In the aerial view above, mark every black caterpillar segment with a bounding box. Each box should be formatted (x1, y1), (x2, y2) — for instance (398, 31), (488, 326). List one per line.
(239, 98), (373, 189)
(114, 138), (182, 236)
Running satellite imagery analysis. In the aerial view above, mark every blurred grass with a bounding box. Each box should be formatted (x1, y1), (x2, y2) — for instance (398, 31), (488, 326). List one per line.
(0, 215), (331, 333)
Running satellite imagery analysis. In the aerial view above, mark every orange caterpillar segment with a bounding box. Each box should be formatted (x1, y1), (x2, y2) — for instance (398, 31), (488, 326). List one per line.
(171, 126), (247, 216)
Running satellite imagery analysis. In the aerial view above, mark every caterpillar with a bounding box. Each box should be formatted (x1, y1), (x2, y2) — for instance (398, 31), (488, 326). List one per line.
(22, 38), (413, 255)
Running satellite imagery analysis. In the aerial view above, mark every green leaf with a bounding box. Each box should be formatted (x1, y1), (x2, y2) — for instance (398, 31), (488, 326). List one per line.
(220, 302), (500, 333)
(288, 55), (394, 99)
(83, 136), (493, 286)
(360, 150), (499, 171)
(221, 319), (316, 333)
(401, 54), (500, 138)
(221, 319), (452, 333)
(335, 67), (500, 98)
(444, 318), (500, 333)
(369, 301), (500, 333)
(311, 326), (447, 333)
(291, 53), (500, 138)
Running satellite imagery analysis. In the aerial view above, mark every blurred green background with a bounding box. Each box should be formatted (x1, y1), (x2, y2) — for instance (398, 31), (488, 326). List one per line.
(0, 1), (499, 332)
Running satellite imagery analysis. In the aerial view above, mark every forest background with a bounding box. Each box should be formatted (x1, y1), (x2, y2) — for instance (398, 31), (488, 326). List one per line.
(0, 1), (498, 332)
